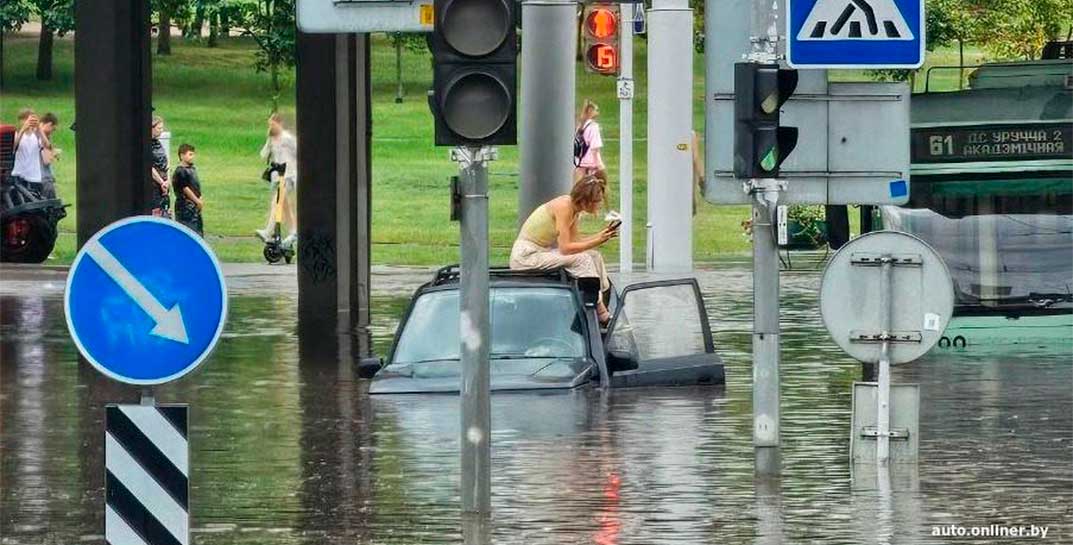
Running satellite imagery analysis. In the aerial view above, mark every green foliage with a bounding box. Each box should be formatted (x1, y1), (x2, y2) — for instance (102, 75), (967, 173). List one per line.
(0, 0), (31, 33)
(18, 0), (75, 34)
(231, 0), (295, 109)
(972, 0), (1073, 59)
(387, 32), (427, 54)
(787, 205), (827, 246)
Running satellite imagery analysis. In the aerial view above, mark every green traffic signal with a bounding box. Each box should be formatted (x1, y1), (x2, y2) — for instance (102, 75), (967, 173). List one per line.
(760, 145), (778, 172)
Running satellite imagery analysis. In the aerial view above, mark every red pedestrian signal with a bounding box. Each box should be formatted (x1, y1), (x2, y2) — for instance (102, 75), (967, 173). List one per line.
(587, 44), (618, 73)
(585, 7), (617, 39)
(582, 4), (619, 75)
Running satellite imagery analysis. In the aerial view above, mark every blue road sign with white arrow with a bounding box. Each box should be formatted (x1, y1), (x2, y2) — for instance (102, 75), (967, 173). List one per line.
(65, 217), (227, 385)
(787, 0), (925, 68)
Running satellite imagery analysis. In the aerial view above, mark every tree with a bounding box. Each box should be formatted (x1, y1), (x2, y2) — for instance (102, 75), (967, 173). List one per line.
(387, 32), (426, 103)
(29, 0), (74, 80)
(155, 0), (190, 55)
(233, 0), (296, 111)
(972, 0), (1073, 59)
(867, 0), (981, 89)
(0, 0), (30, 86)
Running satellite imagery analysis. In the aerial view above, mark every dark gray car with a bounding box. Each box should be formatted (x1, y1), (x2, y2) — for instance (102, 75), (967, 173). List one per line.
(360, 266), (725, 393)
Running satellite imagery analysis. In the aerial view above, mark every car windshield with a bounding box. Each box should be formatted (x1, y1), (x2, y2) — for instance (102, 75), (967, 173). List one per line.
(392, 287), (587, 364)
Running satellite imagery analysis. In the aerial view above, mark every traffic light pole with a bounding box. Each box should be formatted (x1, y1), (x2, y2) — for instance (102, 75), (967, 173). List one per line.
(453, 145), (494, 515)
(618, 3), (634, 273)
(747, 0), (782, 477)
(518, 0), (577, 226)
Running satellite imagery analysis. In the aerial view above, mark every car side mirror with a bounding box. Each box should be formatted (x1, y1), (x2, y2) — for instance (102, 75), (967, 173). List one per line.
(358, 357), (383, 379)
(607, 349), (638, 373)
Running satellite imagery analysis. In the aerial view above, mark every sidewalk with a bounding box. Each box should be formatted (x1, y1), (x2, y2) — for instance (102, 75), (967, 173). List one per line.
(0, 262), (436, 296)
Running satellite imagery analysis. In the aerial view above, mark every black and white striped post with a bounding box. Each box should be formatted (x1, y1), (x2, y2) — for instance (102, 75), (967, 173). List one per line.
(105, 403), (189, 545)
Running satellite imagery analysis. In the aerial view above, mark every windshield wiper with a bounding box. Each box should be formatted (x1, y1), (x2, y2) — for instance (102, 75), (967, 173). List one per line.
(489, 353), (568, 360)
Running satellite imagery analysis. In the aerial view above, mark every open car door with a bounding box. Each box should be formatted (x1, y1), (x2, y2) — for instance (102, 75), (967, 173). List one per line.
(605, 279), (725, 388)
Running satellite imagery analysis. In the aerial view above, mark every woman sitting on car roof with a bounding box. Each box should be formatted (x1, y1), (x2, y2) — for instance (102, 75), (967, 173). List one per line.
(510, 173), (618, 324)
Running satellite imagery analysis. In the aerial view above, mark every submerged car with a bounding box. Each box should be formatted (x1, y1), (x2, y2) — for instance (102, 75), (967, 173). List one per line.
(360, 265), (726, 393)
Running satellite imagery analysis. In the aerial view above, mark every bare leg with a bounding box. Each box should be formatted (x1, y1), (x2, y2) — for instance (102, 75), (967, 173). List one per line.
(262, 187), (277, 233)
(284, 183), (297, 236)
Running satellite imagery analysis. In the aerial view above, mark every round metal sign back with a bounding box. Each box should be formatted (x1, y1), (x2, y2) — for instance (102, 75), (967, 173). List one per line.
(819, 231), (954, 365)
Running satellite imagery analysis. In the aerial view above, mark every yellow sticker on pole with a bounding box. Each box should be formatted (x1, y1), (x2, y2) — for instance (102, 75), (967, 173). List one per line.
(420, 4), (434, 26)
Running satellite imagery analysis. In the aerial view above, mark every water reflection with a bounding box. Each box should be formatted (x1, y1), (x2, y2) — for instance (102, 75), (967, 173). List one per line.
(1, 266), (1070, 544)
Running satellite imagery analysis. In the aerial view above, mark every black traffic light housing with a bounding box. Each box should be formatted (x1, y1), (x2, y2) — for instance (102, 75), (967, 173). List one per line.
(733, 62), (799, 178)
(582, 4), (620, 75)
(428, 0), (518, 146)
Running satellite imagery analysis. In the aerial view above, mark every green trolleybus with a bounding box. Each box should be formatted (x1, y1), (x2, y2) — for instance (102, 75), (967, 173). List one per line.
(881, 49), (1072, 349)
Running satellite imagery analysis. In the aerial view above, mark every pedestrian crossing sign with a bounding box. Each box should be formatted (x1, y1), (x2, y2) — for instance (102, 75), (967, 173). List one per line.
(788, 0), (925, 68)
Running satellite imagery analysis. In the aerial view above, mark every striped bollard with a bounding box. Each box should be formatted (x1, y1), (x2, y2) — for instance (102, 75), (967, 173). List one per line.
(105, 404), (189, 545)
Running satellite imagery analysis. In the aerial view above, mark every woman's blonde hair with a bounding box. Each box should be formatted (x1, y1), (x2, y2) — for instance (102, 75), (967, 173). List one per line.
(570, 173), (607, 212)
(578, 99), (598, 125)
(269, 112), (289, 127)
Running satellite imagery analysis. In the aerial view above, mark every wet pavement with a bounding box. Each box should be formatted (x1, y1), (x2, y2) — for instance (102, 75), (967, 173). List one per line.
(1, 262), (1071, 544)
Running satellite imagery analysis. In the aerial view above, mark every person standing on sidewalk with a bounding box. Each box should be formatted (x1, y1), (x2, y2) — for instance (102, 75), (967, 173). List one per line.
(149, 115), (171, 217)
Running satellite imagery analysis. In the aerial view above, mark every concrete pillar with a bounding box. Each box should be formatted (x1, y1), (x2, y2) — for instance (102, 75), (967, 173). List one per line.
(295, 33), (372, 345)
(518, 0), (577, 226)
(646, 0), (693, 272)
(74, 0), (152, 246)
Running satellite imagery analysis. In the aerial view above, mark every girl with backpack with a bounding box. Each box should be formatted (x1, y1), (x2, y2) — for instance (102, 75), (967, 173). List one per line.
(573, 100), (605, 183)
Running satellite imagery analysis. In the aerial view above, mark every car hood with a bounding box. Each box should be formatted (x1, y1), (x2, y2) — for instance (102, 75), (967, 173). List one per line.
(368, 357), (592, 394)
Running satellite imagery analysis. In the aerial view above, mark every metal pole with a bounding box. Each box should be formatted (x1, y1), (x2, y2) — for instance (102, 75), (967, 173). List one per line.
(747, 0), (782, 475)
(395, 35), (404, 104)
(751, 183), (781, 459)
(618, 3), (634, 273)
(518, 0), (577, 226)
(456, 146), (493, 514)
(876, 256), (893, 463)
(646, 0), (693, 273)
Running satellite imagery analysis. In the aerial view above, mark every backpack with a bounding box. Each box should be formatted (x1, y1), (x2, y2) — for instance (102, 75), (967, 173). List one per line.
(573, 121), (592, 167)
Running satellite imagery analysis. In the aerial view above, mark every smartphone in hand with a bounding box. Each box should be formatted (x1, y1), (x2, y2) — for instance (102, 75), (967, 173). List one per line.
(604, 210), (622, 231)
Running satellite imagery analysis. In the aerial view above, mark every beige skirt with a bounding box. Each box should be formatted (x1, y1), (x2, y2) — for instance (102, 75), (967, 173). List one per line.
(510, 238), (610, 292)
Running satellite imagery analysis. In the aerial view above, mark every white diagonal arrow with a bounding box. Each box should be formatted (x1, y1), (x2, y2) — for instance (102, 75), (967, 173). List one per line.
(84, 240), (189, 344)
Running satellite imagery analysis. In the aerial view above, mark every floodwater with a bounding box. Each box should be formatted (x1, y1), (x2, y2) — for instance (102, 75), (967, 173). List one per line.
(1, 262), (1071, 544)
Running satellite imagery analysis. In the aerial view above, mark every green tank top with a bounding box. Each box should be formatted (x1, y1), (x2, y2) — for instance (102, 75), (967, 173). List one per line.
(518, 204), (559, 247)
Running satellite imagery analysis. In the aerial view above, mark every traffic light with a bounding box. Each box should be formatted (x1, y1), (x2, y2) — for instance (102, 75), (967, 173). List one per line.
(428, 0), (518, 146)
(582, 4), (620, 75)
(733, 62), (799, 178)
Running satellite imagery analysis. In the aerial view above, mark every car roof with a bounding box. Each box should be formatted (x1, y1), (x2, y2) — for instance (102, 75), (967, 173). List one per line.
(427, 265), (577, 290)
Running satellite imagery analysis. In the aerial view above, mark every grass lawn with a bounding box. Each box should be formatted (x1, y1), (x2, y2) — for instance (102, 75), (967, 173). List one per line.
(0, 32), (986, 266)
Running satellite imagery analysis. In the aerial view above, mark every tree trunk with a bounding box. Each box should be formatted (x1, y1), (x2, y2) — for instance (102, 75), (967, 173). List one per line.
(271, 64), (281, 112)
(190, 4), (205, 39)
(208, 12), (219, 47)
(958, 39), (965, 90)
(158, 12), (172, 55)
(220, 8), (230, 35)
(36, 23), (54, 81)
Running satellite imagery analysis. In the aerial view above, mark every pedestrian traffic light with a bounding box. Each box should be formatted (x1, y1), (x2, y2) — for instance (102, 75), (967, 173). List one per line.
(733, 62), (799, 178)
(582, 4), (620, 75)
(428, 0), (518, 146)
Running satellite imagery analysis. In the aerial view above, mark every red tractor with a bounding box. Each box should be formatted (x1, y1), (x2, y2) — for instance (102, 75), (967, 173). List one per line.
(0, 124), (67, 262)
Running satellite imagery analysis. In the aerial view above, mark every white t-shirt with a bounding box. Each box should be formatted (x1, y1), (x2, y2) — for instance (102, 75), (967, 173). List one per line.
(260, 131), (298, 182)
(11, 131), (43, 183)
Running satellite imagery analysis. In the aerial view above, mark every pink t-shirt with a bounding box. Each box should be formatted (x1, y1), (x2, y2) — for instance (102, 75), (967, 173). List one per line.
(578, 121), (604, 169)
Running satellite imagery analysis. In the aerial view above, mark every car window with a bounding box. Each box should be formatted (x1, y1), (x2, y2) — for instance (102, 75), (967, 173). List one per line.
(607, 283), (708, 360)
(392, 287), (586, 364)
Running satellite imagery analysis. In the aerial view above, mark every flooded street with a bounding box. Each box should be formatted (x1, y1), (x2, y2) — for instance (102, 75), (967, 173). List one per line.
(2, 263), (1071, 544)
